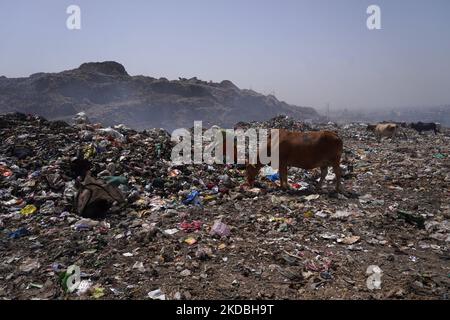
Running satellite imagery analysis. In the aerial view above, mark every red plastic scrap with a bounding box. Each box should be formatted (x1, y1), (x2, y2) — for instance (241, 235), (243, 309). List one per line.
(305, 261), (320, 272)
(219, 187), (229, 194)
(0, 165), (13, 177)
(180, 220), (202, 232)
(206, 182), (216, 190)
(305, 259), (333, 272)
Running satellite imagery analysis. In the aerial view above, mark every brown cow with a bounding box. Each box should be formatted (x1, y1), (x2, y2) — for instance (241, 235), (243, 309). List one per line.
(246, 130), (343, 192)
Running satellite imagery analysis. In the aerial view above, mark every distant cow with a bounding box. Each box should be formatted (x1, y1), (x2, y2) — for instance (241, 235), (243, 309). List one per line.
(367, 123), (399, 140)
(410, 122), (439, 134)
(393, 122), (408, 128)
(379, 121), (407, 128)
(246, 130), (343, 192)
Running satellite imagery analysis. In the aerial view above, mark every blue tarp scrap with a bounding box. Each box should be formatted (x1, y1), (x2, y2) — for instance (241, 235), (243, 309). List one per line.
(266, 172), (280, 182)
(183, 190), (203, 207)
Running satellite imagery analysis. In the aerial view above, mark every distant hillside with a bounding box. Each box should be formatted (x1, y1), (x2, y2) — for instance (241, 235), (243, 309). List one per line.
(0, 61), (322, 131)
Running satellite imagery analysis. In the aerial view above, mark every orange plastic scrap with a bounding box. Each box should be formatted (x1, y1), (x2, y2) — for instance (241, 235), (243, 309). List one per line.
(184, 237), (197, 245)
(168, 169), (181, 177)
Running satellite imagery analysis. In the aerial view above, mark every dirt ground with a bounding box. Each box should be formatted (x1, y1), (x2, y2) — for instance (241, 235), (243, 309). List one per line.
(0, 114), (449, 300)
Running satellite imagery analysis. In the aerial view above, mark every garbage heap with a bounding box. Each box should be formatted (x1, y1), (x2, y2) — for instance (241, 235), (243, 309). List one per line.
(0, 113), (449, 300)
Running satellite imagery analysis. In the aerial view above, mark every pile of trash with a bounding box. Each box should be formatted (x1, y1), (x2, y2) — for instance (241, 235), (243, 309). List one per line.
(0, 112), (449, 300)
(235, 115), (313, 131)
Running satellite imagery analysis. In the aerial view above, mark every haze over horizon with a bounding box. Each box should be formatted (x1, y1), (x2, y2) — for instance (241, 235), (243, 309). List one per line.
(1, 0), (449, 111)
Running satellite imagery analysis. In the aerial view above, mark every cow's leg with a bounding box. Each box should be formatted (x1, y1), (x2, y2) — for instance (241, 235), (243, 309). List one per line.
(333, 163), (342, 193)
(318, 166), (327, 190)
(279, 164), (288, 190)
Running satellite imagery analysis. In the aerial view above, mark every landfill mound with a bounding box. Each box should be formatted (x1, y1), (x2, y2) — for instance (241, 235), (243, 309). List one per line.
(0, 61), (322, 131)
(0, 113), (449, 300)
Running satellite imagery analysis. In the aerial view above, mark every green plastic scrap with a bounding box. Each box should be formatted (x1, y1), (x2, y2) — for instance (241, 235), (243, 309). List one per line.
(433, 153), (446, 159)
(103, 176), (128, 187)
(397, 210), (425, 229)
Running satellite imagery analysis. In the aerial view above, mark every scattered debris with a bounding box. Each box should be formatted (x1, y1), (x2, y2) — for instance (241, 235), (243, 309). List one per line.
(0, 113), (448, 299)
(397, 210), (426, 229)
(209, 220), (231, 238)
(148, 289), (166, 300)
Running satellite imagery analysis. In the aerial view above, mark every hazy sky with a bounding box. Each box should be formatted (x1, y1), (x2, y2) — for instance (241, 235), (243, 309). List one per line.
(1, 0), (449, 111)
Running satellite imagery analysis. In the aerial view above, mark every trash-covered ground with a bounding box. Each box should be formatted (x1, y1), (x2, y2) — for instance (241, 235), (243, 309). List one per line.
(0, 113), (449, 300)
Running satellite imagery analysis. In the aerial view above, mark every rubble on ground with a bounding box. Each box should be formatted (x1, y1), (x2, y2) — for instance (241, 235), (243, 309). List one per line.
(0, 113), (449, 300)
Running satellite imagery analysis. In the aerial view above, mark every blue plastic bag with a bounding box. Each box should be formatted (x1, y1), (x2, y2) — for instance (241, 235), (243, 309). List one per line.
(266, 172), (280, 182)
(183, 190), (203, 207)
(8, 227), (30, 239)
